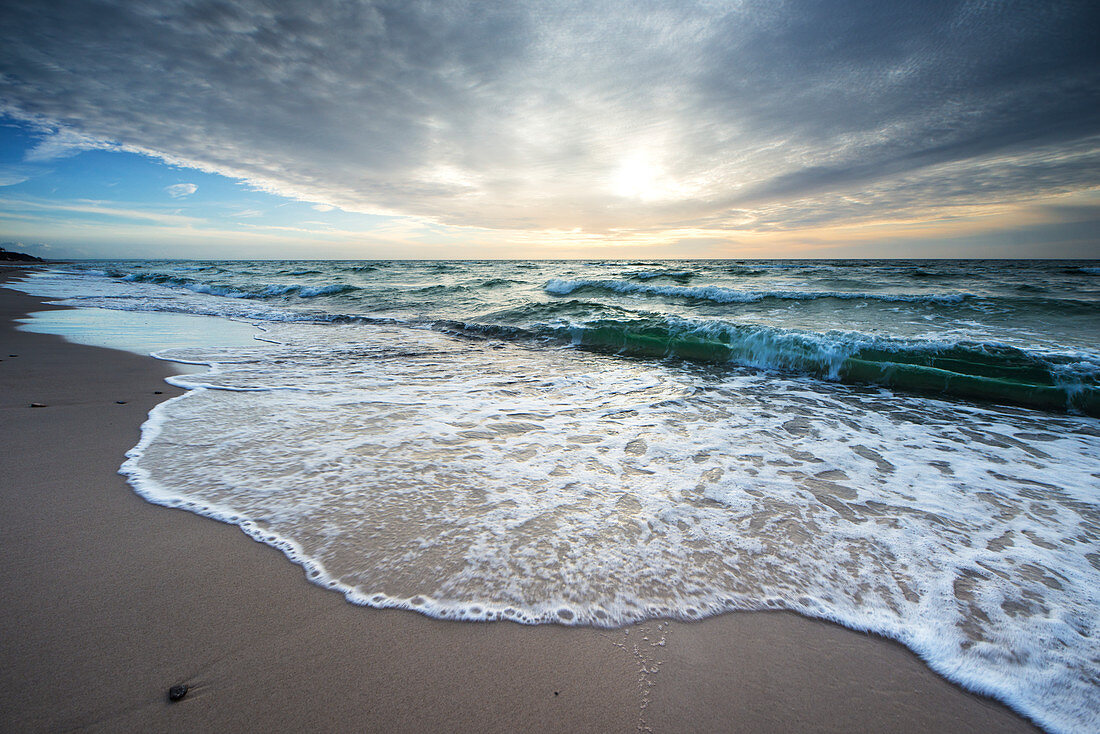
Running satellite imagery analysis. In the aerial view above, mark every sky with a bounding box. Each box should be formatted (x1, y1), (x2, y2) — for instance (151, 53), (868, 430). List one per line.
(1, 0), (1098, 260)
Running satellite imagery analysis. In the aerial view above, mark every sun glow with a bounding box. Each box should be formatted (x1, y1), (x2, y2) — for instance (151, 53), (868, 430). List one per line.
(611, 151), (686, 202)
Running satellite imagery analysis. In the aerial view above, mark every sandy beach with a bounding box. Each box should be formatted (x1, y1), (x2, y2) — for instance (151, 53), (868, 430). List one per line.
(0, 269), (1042, 733)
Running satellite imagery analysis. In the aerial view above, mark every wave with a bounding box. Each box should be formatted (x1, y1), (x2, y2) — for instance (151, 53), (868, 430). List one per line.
(723, 266), (768, 276)
(725, 261), (802, 271)
(905, 267), (966, 280)
(277, 268), (323, 276)
(545, 278), (972, 305)
(48, 264), (1100, 416)
(628, 269), (696, 282)
(445, 316), (1100, 416)
(413, 283), (469, 294)
(263, 283), (360, 298)
(477, 278), (525, 288)
(119, 272), (360, 299)
(169, 264), (224, 273)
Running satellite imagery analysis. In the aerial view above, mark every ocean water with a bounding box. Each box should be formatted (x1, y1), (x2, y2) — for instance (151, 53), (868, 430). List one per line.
(12, 260), (1100, 733)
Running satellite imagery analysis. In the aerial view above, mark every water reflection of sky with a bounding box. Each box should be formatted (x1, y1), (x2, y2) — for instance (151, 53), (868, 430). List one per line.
(17, 307), (261, 372)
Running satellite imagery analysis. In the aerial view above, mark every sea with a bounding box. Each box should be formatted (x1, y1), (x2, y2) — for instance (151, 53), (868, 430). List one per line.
(11, 259), (1100, 733)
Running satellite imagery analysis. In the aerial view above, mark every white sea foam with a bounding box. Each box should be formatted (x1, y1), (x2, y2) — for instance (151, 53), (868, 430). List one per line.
(544, 278), (972, 304)
(120, 321), (1100, 734)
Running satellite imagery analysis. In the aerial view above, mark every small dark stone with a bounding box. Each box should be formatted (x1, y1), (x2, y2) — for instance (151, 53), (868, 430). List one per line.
(116, 400), (127, 404)
(154, 391), (163, 395)
(168, 684), (188, 702)
(554, 691), (559, 696)
(30, 403), (46, 408)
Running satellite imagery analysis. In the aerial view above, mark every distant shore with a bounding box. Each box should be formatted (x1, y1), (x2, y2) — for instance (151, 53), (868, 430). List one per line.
(0, 269), (1040, 733)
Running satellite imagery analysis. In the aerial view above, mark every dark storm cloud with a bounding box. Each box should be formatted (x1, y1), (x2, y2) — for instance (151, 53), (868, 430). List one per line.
(699, 1), (1100, 206)
(1, 0), (1097, 233)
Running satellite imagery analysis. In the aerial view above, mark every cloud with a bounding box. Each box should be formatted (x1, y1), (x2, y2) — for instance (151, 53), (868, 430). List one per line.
(166, 183), (197, 198)
(0, 167), (31, 186)
(3, 196), (203, 225)
(1, 239), (53, 255)
(20, 125), (109, 161)
(311, 203), (334, 212)
(0, 1), (1097, 237)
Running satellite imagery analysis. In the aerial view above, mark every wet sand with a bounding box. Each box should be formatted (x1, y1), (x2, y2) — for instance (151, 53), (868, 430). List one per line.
(0, 270), (1040, 733)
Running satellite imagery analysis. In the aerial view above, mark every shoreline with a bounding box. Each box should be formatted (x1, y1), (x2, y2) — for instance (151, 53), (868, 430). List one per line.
(0, 270), (1040, 732)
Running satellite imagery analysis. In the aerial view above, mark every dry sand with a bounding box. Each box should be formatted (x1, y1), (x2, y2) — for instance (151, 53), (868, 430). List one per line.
(0, 271), (1040, 733)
